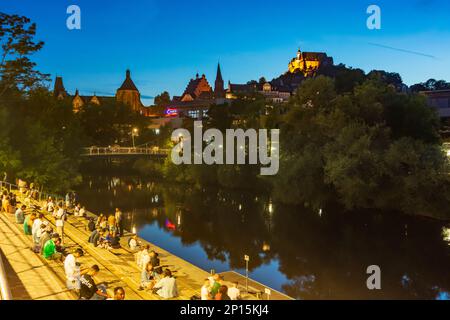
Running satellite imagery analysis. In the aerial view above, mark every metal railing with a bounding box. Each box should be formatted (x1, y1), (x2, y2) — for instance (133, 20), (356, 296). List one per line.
(0, 181), (63, 205)
(82, 146), (170, 157)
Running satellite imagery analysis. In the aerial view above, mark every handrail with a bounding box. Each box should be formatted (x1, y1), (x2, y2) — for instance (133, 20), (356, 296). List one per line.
(82, 146), (170, 156)
(0, 251), (12, 300)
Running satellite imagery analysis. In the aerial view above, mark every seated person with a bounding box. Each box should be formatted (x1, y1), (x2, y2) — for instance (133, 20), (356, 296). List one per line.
(128, 235), (141, 251)
(215, 285), (231, 300)
(79, 265), (110, 300)
(87, 217), (95, 232)
(153, 269), (178, 299)
(88, 227), (102, 247)
(139, 262), (159, 290)
(42, 233), (63, 260)
(227, 281), (242, 300)
(98, 229), (112, 250)
(110, 232), (121, 249)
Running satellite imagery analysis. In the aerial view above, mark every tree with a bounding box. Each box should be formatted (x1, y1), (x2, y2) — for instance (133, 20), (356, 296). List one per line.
(0, 13), (49, 96)
(154, 91), (170, 107)
(272, 76), (450, 219)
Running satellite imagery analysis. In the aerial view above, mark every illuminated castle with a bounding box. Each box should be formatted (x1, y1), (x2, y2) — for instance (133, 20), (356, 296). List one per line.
(288, 49), (333, 76)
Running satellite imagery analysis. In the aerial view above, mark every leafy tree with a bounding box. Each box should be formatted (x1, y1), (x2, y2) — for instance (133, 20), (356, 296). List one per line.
(0, 13), (49, 96)
(154, 91), (170, 106)
(272, 76), (450, 219)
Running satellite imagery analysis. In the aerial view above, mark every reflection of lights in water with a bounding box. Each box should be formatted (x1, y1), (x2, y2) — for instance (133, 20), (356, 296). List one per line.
(401, 274), (410, 288)
(177, 213), (182, 226)
(152, 208), (158, 217)
(318, 208), (322, 217)
(268, 202), (273, 214)
(436, 290), (450, 300)
(442, 227), (450, 245)
(128, 185), (132, 191)
(239, 204), (242, 211)
(262, 242), (270, 252)
(113, 189), (116, 197)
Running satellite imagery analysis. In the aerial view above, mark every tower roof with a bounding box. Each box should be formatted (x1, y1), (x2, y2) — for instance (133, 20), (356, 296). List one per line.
(53, 76), (67, 97)
(118, 69), (139, 91)
(216, 63), (223, 83)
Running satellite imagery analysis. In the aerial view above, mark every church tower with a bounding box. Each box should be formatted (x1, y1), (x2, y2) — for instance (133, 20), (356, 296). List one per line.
(116, 69), (143, 112)
(214, 63), (225, 99)
(53, 76), (68, 99)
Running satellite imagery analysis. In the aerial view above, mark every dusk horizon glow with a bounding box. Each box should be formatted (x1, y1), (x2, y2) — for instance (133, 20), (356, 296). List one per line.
(3, 0), (450, 105)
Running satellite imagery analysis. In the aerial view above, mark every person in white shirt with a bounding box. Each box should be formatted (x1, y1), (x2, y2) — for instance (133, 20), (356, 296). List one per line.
(64, 248), (85, 290)
(74, 204), (81, 216)
(201, 278), (211, 300)
(79, 206), (86, 217)
(128, 235), (141, 251)
(227, 281), (241, 300)
(136, 244), (150, 269)
(55, 203), (66, 245)
(141, 251), (150, 272)
(154, 269), (178, 299)
(32, 213), (44, 245)
(46, 198), (54, 213)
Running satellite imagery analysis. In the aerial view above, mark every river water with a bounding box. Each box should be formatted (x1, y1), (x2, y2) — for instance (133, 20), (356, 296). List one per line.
(75, 175), (450, 300)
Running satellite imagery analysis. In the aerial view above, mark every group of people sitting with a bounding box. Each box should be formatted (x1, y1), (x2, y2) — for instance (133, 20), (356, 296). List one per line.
(87, 209), (123, 250)
(200, 273), (242, 300)
(1, 190), (17, 213)
(64, 249), (125, 300)
(135, 244), (179, 299)
(2, 182), (128, 300)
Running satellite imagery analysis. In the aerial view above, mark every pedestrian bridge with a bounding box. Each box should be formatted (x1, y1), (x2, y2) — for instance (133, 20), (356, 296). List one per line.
(82, 146), (170, 157)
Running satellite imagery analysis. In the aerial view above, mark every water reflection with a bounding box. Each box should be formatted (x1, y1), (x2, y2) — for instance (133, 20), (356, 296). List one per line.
(76, 176), (450, 299)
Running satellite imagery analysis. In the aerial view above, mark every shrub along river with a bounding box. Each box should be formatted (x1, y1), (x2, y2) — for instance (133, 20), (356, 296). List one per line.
(75, 175), (450, 299)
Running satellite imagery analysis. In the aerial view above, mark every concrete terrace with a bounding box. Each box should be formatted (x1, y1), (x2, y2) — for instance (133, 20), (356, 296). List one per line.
(1, 186), (290, 300)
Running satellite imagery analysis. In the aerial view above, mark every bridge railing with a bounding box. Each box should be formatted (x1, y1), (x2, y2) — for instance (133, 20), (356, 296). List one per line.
(82, 146), (170, 156)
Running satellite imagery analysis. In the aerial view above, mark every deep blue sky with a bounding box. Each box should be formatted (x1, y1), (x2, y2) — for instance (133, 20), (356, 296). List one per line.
(2, 0), (450, 105)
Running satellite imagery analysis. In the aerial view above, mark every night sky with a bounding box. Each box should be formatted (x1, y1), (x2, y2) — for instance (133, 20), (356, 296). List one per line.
(2, 0), (450, 105)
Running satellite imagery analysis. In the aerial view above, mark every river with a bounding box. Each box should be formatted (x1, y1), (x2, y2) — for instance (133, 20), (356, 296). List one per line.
(75, 175), (450, 300)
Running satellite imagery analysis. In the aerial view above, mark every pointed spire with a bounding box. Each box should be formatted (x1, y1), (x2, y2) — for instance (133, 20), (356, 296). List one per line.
(214, 62), (225, 99)
(75, 89), (79, 96)
(216, 62), (223, 83)
(126, 69), (131, 78)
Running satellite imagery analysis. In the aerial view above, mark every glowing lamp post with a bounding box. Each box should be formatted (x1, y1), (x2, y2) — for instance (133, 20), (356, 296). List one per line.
(131, 128), (139, 148)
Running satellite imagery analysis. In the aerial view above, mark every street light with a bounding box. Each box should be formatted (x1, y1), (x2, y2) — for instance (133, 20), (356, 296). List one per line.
(132, 128), (139, 148)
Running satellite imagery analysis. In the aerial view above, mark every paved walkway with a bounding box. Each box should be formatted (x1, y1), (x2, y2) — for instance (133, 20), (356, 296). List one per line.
(0, 213), (74, 300)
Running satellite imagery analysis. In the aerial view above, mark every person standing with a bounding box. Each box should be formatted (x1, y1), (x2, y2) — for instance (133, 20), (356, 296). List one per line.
(55, 203), (66, 245)
(115, 208), (123, 236)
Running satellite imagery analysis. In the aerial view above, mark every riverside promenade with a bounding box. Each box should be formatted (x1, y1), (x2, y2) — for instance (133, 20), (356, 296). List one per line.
(1, 182), (290, 300)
